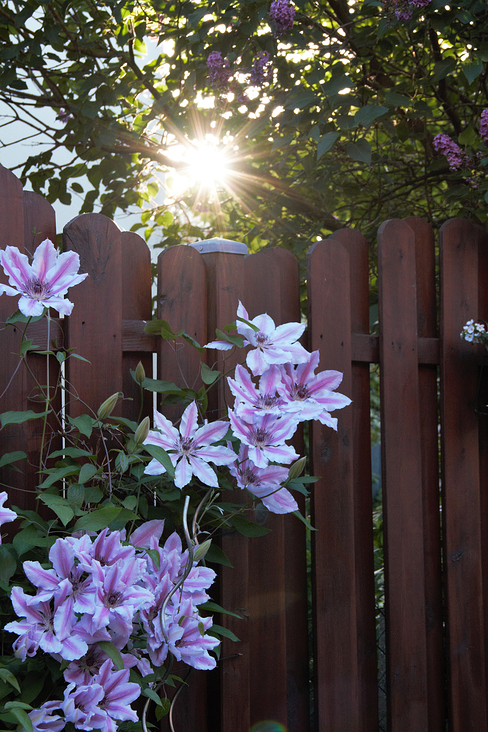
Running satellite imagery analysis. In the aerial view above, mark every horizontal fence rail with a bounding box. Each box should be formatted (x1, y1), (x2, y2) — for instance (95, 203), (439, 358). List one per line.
(1, 164), (488, 731)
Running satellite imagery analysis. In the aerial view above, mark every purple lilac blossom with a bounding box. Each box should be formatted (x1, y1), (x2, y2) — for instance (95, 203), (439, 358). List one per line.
(231, 445), (297, 514)
(269, 0), (296, 37)
(0, 491), (16, 541)
(432, 134), (467, 171)
(143, 400), (236, 488)
(250, 51), (273, 86)
(480, 109), (488, 143)
(0, 238), (88, 316)
(207, 51), (231, 89)
(277, 350), (352, 429)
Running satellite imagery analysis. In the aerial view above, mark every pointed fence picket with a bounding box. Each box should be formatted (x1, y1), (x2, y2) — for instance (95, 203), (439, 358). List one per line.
(1, 164), (488, 731)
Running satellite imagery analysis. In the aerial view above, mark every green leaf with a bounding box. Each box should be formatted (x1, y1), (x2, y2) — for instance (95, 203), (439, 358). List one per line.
(458, 125), (477, 146)
(384, 91), (412, 107)
(292, 510), (317, 531)
(38, 465), (79, 489)
(97, 641), (124, 670)
(317, 132), (339, 160)
(79, 463), (98, 484)
(230, 515), (271, 537)
(84, 485), (103, 503)
(143, 688), (163, 706)
(201, 362), (220, 385)
(48, 447), (94, 460)
(354, 105), (388, 127)
(462, 59), (483, 85)
(0, 545), (18, 584)
(143, 444), (175, 478)
(134, 375), (181, 394)
(155, 697), (171, 720)
(0, 669), (20, 694)
(205, 543), (233, 567)
(12, 525), (41, 557)
(67, 414), (94, 438)
(199, 601), (243, 619)
(3, 704), (33, 732)
(38, 494), (74, 526)
(0, 410), (50, 429)
(73, 506), (122, 531)
(346, 139), (372, 165)
(431, 58), (457, 82)
(0, 451), (27, 469)
(209, 624), (239, 642)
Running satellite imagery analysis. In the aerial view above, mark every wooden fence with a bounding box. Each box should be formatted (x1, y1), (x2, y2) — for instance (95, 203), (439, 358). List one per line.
(1, 163), (488, 731)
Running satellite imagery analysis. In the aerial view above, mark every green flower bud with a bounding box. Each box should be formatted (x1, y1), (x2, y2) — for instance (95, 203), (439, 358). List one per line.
(135, 361), (146, 384)
(288, 456), (307, 480)
(193, 539), (212, 563)
(97, 392), (123, 419)
(134, 416), (150, 445)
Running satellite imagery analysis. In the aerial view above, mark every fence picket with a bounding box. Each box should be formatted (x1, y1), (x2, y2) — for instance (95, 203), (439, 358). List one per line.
(405, 217), (444, 730)
(63, 214), (124, 420)
(330, 228), (378, 731)
(439, 218), (488, 731)
(307, 238), (361, 729)
(378, 219), (429, 729)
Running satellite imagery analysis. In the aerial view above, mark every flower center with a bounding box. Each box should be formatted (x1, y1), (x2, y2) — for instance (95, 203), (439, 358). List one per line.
(106, 590), (122, 607)
(26, 278), (50, 300)
(257, 395), (280, 409)
(251, 428), (269, 447)
(293, 383), (310, 400)
(180, 437), (193, 454)
(255, 331), (269, 347)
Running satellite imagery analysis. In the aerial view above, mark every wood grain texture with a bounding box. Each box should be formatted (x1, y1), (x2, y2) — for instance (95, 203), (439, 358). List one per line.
(439, 218), (487, 731)
(378, 219), (429, 730)
(307, 238), (361, 730)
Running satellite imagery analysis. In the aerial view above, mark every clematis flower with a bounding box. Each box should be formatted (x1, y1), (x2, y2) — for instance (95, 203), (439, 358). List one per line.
(28, 701), (64, 732)
(164, 598), (220, 670)
(0, 238), (88, 316)
(231, 445), (297, 514)
(236, 301), (309, 375)
(91, 659), (141, 731)
(144, 401), (236, 489)
(228, 410), (299, 468)
(277, 350), (352, 429)
(227, 364), (286, 418)
(0, 491), (17, 541)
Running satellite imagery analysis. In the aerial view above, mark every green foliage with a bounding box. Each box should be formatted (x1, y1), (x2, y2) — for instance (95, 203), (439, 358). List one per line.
(1, 0), (487, 254)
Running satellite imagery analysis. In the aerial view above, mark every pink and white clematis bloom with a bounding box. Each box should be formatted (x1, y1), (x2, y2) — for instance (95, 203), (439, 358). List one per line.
(144, 401), (236, 489)
(0, 239), (88, 316)
(230, 446), (298, 514)
(0, 492), (17, 542)
(235, 301), (309, 375)
(228, 409), (299, 468)
(277, 351), (352, 429)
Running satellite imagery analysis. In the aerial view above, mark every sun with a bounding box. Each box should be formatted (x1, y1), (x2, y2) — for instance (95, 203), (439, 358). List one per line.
(167, 136), (232, 197)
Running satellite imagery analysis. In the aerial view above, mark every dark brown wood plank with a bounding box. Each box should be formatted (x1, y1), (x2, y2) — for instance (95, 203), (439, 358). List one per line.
(377, 219), (429, 730)
(156, 245), (209, 732)
(0, 169), (57, 517)
(121, 231), (152, 422)
(156, 245), (207, 424)
(63, 214), (123, 420)
(404, 217), (444, 731)
(439, 218), (487, 731)
(307, 238), (361, 729)
(243, 247), (308, 731)
(332, 228), (379, 731)
(199, 249), (249, 732)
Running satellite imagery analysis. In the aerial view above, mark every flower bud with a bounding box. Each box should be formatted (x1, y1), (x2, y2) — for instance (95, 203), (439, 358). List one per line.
(134, 416), (150, 445)
(193, 539), (212, 563)
(135, 361), (146, 384)
(97, 392), (123, 419)
(288, 456), (306, 480)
